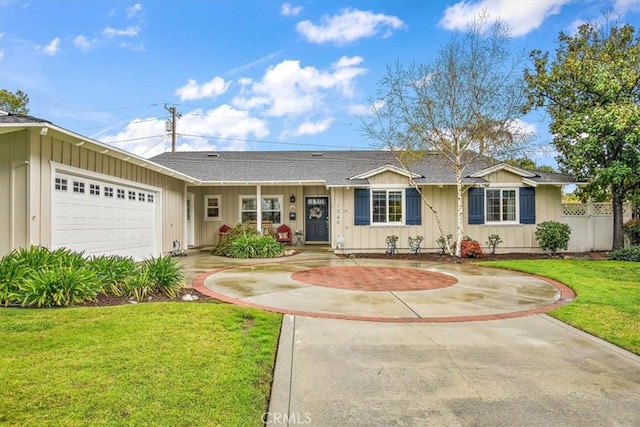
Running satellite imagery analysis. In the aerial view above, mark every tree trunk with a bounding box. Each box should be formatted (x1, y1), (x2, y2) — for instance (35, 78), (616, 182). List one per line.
(455, 167), (464, 257)
(612, 185), (625, 250)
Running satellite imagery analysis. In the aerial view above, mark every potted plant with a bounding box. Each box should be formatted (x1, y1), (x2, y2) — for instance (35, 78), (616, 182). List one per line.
(385, 235), (399, 255)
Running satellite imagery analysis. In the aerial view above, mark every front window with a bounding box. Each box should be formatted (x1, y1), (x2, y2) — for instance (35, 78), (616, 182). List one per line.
(204, 195), (221, 220)
(486, 189), (516, 222)
(240, 195), (282, 223)
(372, 190), (403, 224)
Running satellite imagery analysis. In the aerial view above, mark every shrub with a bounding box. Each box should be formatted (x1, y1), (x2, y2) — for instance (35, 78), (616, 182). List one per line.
(89, 255), (137, 290)
(535, 221), (571, 255)
(485, 234), (503, 255)
(436, 234), (453, 255)
(610, 245), (640, 262)
(227, 234), (283, 259)
(461, 239), (485, 258)
(0, 252), (25, 306)
(15, 267), (101, 307)
(212, 222), (259, 256)
(144, 255), (184, 298)
(118, 269), (155, 301)
(623, 218), (640, 245)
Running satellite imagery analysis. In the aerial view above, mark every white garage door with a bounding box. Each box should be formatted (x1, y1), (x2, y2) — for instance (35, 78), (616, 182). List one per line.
(52, 172), (159, 260)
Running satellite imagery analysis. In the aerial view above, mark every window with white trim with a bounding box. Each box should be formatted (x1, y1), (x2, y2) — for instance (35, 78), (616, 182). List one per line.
(240, 195), (282, 223)
(486, 189), (517, 222)
(128, 190), (136, 201)
(138, 192), (145, 202)
(372, 189), (403, 224)
(117, 189), (125, 199)
(147, 194), (154, 203)
(55, 177), (68, 191)
(204, 195), (221, 220)
(104, 187), (114, 198)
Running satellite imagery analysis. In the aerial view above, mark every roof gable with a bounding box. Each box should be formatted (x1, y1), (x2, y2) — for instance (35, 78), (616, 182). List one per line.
(349, 164), (422, 180)
(469, 163), (537, 179)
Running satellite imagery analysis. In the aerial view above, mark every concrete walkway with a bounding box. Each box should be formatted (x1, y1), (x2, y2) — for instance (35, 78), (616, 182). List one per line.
(181, 251), (640, 426)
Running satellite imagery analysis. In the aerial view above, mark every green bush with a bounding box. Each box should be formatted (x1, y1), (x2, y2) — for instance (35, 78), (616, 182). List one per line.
(623, 218), (640, 245)
(0, 246), (186, 306)
(212, 222), (259, 256)
(89, 255), (137, 290)
(118, 269), (155, 301)
(144, 255), (184, 298)
(15, 267), (101, 307)
(610, 245), (640, 262)
(228, 234), (283, 259)
(535, 221), (571, 255)
(0, 252), (25, 306)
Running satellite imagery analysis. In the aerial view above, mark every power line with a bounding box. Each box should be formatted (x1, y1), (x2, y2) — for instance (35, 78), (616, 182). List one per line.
(178, 133), (365, 149)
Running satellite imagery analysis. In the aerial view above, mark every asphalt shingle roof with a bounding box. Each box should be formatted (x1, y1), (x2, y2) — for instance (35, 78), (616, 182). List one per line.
(151, 150), (575, 186)
(0, 112), (50, 124)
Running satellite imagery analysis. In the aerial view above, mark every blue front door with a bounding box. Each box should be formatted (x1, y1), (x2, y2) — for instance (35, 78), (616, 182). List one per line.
(305, 197), (329, 242)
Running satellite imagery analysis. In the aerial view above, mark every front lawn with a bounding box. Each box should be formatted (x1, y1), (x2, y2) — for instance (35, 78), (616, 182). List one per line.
(482, 260), (640, 355)
(0, 303), (282, 426)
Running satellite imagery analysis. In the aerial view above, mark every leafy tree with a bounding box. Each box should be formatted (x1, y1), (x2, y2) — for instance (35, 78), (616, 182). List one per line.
(0, 89), (30, 114)
(524, 20), (640, 250)
(362, 16), (530, 256)
(505, 157), (556, 173)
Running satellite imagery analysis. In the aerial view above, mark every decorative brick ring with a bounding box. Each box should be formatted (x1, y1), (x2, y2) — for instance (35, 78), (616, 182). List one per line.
(291, 266), (458, 291)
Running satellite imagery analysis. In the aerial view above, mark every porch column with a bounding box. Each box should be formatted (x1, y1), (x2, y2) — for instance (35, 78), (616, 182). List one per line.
(256, 184), (262, 233)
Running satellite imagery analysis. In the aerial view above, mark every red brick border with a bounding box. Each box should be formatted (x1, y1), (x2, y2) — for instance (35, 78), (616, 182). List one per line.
(191, 264), (576, 323)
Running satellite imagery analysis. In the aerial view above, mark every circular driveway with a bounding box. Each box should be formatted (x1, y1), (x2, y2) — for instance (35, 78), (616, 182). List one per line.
(191, 256), (574, 322)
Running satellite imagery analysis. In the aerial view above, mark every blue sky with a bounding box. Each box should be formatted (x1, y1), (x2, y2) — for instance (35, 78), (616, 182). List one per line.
(1, 0), (640, 165)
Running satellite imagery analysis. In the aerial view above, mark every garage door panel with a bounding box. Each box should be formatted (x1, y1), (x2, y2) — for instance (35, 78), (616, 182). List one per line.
(52, 173), (159, 260)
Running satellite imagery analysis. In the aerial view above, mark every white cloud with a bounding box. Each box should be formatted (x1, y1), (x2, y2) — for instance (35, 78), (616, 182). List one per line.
(175, 77), (231, 101)
(294, 118), (333, 136)
(39, 37), (60, 55)
(296, 8), (405, 45)
(74, 35), (99, 52)
(103, 26), (140, 38)
(347, 100), (384, 116)
(232, 56), (367, 117)
(126, 3), (143, 18)
(281, 3), (302, 17)
(100, 105), (269, 157)
(439, 0), (569, 37)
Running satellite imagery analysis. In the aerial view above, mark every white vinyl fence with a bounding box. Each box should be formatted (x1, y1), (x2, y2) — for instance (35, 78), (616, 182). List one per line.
(561, 202), (632, 252)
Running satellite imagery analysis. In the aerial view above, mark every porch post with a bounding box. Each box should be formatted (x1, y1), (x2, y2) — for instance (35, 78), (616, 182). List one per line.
(256, 184), (262, 233)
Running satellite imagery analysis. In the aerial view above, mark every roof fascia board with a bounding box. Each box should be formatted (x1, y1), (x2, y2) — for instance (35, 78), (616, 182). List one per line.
(7, 122), (200, 184)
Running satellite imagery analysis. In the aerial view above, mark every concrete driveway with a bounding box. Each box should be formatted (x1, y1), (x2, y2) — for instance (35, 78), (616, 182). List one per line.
(182, 251), (640, 426)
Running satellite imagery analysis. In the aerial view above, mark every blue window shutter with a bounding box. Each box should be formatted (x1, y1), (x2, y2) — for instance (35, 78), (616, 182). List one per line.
(405, 188), (421, 225)
(354, 188), (370, 225)
(468, 187), (484, 225)
(519, 187), (536, 224)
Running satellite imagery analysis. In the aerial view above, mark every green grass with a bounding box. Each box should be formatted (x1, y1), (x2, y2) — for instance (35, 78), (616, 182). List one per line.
(481, 260), (640, 355)
(0, 303), (282, 426)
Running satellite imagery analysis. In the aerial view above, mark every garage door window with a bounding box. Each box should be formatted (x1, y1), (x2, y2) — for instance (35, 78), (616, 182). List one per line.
(104, 187), (114, 198)
(73, 181), (85, 194)
(128, 191), (136, 201)
(89, 184), (100, 196)
(55, 177), (68, 191)
(117, 189), (125, 199)
(148, 194), (154, 203)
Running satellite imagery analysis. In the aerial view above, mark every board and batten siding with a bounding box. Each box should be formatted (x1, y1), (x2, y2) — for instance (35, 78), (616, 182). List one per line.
(0, 130), (30, 257)
(188, 184), (329, 246)
(0, 128), (187, 256)
(331, 185), (459, 251)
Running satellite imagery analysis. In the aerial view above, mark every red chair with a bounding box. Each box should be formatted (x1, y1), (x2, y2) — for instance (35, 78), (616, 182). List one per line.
(275, 224), (292, 244)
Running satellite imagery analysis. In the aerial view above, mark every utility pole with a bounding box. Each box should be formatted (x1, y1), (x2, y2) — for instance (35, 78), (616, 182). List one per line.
(164, 104), (181, 152)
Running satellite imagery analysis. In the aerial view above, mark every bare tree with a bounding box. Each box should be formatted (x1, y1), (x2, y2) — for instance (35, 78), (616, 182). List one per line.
(361, 16), (531, 256)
